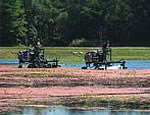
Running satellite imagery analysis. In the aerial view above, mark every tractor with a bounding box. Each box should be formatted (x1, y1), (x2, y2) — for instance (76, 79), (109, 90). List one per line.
(83, 41), (127, 70)
(18, 41), (59, 68)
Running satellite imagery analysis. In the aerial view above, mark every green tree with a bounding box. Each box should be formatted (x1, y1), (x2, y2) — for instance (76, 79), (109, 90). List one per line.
(80, 0), (105, 42)
(0, 0), (27, 46)
(128, 0), (150, 44)
(104, 0), (133, 44)
(1, 0), (150, 46)
(25, 0), (64, 46)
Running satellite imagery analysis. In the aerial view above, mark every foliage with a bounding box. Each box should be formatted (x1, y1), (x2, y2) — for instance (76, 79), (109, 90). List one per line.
(0, 0), (150, 46)
(0, 0), (27, 46)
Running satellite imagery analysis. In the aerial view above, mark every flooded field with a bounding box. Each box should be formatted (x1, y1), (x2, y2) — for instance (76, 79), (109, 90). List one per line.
(0, 61), (150, 114)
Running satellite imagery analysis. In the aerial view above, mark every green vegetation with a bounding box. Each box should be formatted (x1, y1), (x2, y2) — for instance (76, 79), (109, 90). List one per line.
(112, 47), (150, 60)
(0, 47), (150, 64)
(64, 96), (150, 110)
(21, 96), (150, 111)
(0, 0), (150, 46)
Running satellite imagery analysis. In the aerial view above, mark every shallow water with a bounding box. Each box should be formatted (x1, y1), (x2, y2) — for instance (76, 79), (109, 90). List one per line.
(61, 60), (150, 69)
(5, 107), (150, 115)
(1, 59), (150, 69)
(0, 59), (18, 64)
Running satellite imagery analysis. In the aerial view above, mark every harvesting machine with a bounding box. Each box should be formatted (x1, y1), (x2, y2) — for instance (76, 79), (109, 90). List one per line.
(82, 41), (127, 70)
(18, 40), (59, 68)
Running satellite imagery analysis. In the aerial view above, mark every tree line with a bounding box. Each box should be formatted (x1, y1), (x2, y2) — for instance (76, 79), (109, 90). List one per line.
(0, 0), (150, 46)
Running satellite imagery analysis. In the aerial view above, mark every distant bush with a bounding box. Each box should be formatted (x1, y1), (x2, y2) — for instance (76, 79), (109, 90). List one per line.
(69, 38), (91, 47)
(69, 38), (103, 47)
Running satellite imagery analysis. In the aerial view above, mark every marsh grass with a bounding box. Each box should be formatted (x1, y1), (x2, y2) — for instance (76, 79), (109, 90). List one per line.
(67, 96), (150, 110)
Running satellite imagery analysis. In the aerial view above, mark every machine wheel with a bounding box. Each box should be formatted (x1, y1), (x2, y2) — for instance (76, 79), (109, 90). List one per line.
(18, 64), (23, 68)
(33, 63), (39, 68)
(47, 64), (52, 68)
(52, 63), (57, 68)
(28, 63), (38, 68)
(28, 64), (33, 68)
(82, 66), (87, 69)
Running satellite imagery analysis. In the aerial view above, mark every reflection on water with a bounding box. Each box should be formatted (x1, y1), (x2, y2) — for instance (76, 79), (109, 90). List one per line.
(1, 59), (150, 69)
(5, 107), (150, 115)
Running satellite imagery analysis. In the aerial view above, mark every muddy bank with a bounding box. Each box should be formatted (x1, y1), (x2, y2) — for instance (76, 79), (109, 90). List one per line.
(0, 65), (150, 113)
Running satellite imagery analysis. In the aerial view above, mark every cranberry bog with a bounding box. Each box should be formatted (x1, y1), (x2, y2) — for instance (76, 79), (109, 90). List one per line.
(0, 65), (150, 113)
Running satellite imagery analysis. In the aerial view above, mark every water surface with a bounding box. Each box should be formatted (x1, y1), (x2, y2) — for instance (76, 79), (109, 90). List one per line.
(61, 60), (150, 69)
(1, 59), (150, 69)
(0, 59), (18, 64)
(5, 107), (150, 115)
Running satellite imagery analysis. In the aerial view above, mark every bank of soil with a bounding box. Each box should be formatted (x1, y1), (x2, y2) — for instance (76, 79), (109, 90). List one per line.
(0, 65), (150, 113)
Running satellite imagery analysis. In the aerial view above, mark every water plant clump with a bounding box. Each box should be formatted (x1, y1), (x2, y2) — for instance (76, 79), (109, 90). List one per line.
(63, 96), (150, 110)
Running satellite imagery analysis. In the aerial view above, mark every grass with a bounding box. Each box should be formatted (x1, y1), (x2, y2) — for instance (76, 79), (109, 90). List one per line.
(64, 95), (150, 110)
(0, 47), (150, 64)
(23, 95), (150, 111)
